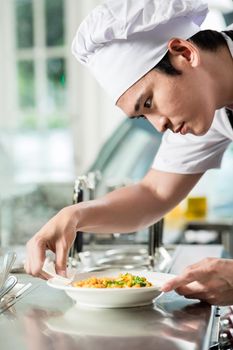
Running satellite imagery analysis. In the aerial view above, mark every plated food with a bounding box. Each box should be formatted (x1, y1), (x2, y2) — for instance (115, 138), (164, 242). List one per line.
(72, 273), (152, 288)
(47, 270), (176, 308)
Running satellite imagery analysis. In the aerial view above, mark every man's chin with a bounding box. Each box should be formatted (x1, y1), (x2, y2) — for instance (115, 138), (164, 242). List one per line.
(192, 128), (209, 136)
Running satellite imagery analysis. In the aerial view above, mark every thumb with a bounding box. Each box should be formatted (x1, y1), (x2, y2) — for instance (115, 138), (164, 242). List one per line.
(55, 242), (68, 277)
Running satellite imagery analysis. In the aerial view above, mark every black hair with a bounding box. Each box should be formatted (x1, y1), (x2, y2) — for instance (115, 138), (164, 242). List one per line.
(154, 29), (233, 76)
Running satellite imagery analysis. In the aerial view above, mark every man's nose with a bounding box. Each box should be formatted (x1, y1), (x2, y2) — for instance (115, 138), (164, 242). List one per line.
(151, 115), (170, 133)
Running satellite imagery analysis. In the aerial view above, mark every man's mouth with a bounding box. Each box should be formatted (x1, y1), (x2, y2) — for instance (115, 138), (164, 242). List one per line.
(180, 122), (188, 135)
(174, 122), (185, 133)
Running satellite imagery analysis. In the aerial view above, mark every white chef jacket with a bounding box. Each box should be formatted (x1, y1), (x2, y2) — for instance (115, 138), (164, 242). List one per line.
(152, 30), (233, 174)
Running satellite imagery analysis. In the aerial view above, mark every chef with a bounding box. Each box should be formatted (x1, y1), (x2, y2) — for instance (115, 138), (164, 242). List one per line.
(25, 0), (233, 305)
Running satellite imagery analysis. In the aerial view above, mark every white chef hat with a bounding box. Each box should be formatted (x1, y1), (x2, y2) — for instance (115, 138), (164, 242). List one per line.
(72, 0), (208, 104)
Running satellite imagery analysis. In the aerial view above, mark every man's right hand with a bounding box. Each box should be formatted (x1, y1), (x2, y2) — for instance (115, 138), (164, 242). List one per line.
(24, 206), (78, 279)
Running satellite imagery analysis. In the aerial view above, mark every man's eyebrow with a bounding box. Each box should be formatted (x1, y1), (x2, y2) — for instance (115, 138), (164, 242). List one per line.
(128, 95), (143, 119)
(134, 95), (142, 113)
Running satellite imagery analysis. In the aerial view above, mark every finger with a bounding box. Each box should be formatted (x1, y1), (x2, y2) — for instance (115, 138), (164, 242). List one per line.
(37, 273), (48, 281)
(161, 269), (208, 292)
(161, 275), (193, 292)
(39, 270), (52, 280)
(175, 281), (207, 296)
(55, 241), (69, 276)
(183, 293), (204, 301)
(25, 236), (46, 276)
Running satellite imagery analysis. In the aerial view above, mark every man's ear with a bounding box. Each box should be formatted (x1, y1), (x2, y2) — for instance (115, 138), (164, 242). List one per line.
(167, 38), (200, 67)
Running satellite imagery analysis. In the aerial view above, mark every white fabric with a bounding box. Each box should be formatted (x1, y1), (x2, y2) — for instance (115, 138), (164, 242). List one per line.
(72, 0), (208, 103)
(152, 31), (233, 174)
(42, 257), (75, 283)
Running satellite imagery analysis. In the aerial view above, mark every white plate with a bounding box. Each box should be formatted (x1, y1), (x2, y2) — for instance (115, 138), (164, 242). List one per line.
(47, 270), (176, 308)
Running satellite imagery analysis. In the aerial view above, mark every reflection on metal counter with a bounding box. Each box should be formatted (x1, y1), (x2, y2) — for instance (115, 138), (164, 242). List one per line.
(148, 219), (172, 272)
(86, 171), (101, 248)
(69, 172), (101, 267)
(69, 176), (86, 267)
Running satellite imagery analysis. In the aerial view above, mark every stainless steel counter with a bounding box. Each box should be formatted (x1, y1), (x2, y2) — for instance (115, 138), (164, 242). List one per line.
(0, 244), (223, 350)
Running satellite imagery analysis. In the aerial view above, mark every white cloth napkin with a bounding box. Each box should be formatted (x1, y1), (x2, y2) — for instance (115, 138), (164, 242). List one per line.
(42, 258), (76, 285)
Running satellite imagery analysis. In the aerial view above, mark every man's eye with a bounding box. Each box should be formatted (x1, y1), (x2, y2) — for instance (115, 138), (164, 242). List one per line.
(130, 115), (147, 120)
(144, 98), (152, 109)
(137, 115), (147, 120)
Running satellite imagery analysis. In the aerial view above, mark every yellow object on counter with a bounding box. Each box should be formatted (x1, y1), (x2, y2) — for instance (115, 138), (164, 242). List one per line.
(185, 196), (208, 220)
(72, 273), (152, 288)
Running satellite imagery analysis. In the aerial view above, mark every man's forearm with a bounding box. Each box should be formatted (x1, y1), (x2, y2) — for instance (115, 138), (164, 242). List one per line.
(72, 168), (203, 234)
(73, 183), (169, 234)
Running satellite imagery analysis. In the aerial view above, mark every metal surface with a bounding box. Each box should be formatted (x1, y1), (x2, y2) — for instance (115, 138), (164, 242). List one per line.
(0, 282), (32, 314)
(0, 251), (16, 288)
(0, 244), (223, 350)
(0, 275), (17, 300)
(148, 220), (172, 272)
(69, 176), (87, 262)
(181, 220), (233, 256)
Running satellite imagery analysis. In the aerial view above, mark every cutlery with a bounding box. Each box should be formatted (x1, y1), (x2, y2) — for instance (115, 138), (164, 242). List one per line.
(0, 275), (18, 300)
(0, 281), (32, 315)
(1, 282), (32, 305)
(0, 252), (17, 289)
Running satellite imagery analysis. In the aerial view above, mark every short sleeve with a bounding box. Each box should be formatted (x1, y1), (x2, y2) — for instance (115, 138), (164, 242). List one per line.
(152, 110), (232, 174)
